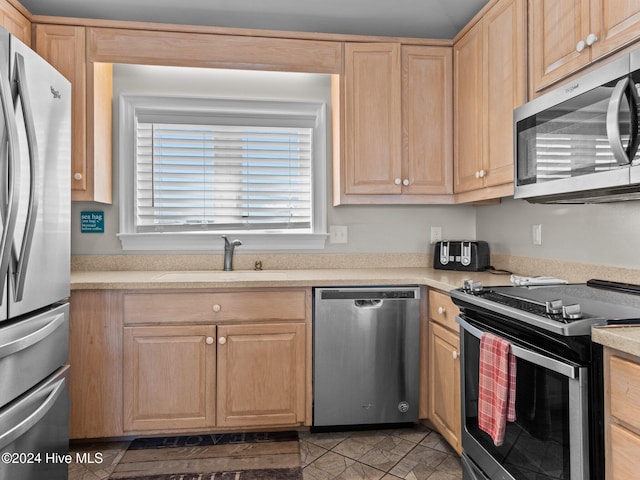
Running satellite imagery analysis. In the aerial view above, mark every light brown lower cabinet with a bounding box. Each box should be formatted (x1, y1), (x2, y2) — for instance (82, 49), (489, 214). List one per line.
(123, 325), (217, 432)
(605, 348), (640, 479)
(123, 321), (307, 433)
(216, 322), (306, 428)
(429, 321), (462, 454)
(427, 289), (462, 454)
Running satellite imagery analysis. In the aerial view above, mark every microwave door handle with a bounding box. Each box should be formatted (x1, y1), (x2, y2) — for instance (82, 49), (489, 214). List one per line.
(607, 76), (633, 165)
(627, 77), (640, 161)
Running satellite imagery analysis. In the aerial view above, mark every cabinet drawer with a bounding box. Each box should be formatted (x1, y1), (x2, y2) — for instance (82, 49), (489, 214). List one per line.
(124, 289), (308, 325)
(610, 355), (640, 432)
(429, 289), (460, 332)
(611, 423), (640, 479)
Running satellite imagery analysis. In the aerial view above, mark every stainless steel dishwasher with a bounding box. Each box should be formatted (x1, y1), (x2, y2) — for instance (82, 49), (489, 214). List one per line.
(313, 286), (421, 427)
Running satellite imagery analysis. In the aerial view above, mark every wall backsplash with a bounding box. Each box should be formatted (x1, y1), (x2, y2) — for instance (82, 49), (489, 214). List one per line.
(477, 198), (640, 271)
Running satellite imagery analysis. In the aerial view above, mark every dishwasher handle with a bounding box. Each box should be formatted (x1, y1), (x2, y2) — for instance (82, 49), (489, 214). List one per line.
(354, 299), (384, 309)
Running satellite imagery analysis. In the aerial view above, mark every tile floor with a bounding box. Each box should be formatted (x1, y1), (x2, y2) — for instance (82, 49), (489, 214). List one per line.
(300, 425), (462, 480)
(69, 424), (462, 480)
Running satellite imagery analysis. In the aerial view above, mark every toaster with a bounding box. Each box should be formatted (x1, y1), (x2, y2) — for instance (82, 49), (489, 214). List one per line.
(433, 241), (490, 272)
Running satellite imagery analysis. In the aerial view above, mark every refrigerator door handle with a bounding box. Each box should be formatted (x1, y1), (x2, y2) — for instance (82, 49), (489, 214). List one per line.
(0, 377), (65, 451)
(0, 311), (65, 358)
(0, 50), (20, 298)
(11, 53), (39, 302)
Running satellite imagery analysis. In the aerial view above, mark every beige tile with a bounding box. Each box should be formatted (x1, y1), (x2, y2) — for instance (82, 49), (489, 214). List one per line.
(332, 437), (375, 460)
(303, 463), (335, 480)
(303, 431), (354, 450)
(68, 463), (101, 480)
(308, 451), (354, 478)
(419, 432), (456, 455)
(334, 461), (385, 480)
(300, 440), (329, 466)
(388, 426), (432, 445)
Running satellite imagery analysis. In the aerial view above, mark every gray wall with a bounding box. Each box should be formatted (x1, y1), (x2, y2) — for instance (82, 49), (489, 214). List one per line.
(71, 64), (477, 255)
(476, 198), (640, 269)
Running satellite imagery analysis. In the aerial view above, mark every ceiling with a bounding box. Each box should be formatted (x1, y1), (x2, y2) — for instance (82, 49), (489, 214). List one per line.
(19, 0), (490, 39)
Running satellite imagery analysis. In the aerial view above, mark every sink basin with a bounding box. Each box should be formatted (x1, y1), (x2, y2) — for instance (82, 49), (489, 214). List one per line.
(153, 270), (291, 282)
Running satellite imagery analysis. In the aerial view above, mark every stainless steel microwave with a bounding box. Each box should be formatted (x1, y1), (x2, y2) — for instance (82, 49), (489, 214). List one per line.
(514, 49), (640, 203)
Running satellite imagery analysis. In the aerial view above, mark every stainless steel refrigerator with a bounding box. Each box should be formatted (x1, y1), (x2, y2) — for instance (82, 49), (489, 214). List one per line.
(0, 27), (71, 480)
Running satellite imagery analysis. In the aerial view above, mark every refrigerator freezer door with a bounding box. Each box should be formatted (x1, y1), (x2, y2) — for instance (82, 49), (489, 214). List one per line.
(8, 35), (70, 319)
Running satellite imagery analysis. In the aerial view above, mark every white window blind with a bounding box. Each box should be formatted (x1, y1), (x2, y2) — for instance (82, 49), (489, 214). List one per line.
(136, 123), (313, 232)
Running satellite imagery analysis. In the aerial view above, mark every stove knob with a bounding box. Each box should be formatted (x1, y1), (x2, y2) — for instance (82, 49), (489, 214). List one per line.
(462, 280), (484, 293)
(562, 304), (583, 320)
(545, 299), (563, 315)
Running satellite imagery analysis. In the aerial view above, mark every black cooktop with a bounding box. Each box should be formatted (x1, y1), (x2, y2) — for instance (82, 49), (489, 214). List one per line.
(450, 279), (640, 337)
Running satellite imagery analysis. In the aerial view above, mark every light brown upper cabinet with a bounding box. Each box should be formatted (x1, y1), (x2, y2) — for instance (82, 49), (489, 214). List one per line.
(33, 24), (113, 203)
(0, 0), (29, 46)
(529, 0), (640, 96)
(334, 43), (453, 205)
(453, 0), (526, 201)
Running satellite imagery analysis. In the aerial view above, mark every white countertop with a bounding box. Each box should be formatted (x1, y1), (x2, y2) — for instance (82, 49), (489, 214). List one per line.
(592, 325), (640, 358)
(70, 267), (514, 292)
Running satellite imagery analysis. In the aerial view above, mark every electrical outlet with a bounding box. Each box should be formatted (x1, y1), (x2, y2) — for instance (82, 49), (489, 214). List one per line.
(430, 226), (442, 244)
(329, 225), (348, 244)
(532, 224), (542, 245)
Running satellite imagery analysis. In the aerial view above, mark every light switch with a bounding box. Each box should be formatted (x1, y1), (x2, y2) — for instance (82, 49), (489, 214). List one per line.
(329, 225), (348, 244)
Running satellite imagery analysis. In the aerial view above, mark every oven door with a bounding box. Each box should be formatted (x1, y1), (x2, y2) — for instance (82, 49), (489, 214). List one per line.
(457, 316), (589, 480)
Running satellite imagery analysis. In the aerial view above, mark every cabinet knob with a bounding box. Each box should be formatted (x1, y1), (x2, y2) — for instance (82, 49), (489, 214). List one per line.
(475, 171), (481, 179)
(394, 178), (401, 185)
(576, 34), (598, 52)
(73, 173), (83, 181)
(402, 179), (410, 186)
(437, 306), (446, 315)
(479, 169), (486, 178)
(218, 337), (226, 345)
(452, 350), (459, 360)
(212, 304), (221, 313)
(206, 337), (214, 345)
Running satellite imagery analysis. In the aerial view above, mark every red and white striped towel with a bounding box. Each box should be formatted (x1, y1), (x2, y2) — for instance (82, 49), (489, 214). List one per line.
(478, 332), (516, 446)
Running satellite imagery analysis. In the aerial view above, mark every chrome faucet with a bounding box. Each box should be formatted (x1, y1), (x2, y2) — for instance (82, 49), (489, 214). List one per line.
(221, 235), (242, 271)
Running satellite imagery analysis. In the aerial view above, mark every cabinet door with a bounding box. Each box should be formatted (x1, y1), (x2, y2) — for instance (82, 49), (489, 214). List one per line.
(123, 325), (217, 432)
(217, 322), (305, 427)
(529, 0), (591, 95)
(590, 0), (640, 61)
(69, 291), (123, 439)
(428, 321), (461, 454)
(454, 22), (484, 193)
(402, 46), (453, 195)
(343, 43), (402, 195)
(33, 25), (88, 199)
(483, 0), (526, 189)
(0, 1), (30, 46)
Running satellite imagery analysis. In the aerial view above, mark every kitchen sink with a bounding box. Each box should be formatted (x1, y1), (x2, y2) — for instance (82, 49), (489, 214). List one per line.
(152, 270), (291, 282)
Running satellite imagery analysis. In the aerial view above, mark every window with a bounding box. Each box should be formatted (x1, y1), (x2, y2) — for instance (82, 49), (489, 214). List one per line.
(118, 95), (327, 251)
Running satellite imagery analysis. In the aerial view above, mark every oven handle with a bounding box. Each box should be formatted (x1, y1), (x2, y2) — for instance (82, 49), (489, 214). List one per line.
(456, 315), (579, 379)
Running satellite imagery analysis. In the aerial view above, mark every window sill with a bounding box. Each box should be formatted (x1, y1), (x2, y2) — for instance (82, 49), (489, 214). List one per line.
(117, 232), (328, 252)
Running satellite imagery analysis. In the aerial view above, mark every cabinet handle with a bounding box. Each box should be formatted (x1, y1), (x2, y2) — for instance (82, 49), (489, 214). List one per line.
(452, 350), (459, 360)
(437, 306), (446, 315)
(212, 304), (221, 313)
(394, 178), (401, 185)
(73, 173), (83, 181)
(218, 337), (226, 345)
(576, 33), (598, 52)
(206, 337), (214, 345)
(402, 179), (410, 186)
